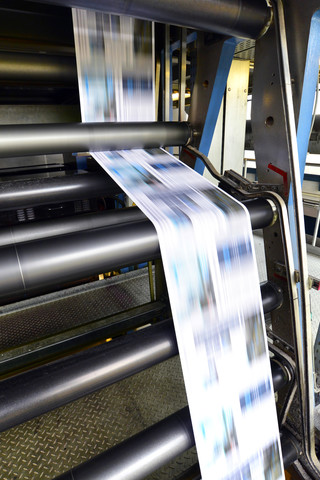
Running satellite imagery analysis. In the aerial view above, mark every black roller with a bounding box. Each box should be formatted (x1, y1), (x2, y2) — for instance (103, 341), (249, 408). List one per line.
(0, 121), (191, 158)
(260, 281), (283, 314)
(0, 198), (273, 247)
(242, 197), (275, 230)
(0, 172), (121, 211)
(55, 411), (299, 480)
(270, 359), (289, 392)
(56, 407), (194, 480)
(0, 319), (287, 433)
(27, 0), (271, 39)
(0, 207), (145, 247)
(0, 220), (159, 304)
(0, 320), (177, 433)
(0, 199), (278, 304)
(280, 429), (301, 468)
(0, 52), (77, 85)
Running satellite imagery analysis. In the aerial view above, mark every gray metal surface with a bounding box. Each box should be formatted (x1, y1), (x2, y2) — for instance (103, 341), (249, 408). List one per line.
(0, 267), (153, 350)
(0, 356), (192, 480)
(0, 121), (191, 158)
(28, 0), (270, 39)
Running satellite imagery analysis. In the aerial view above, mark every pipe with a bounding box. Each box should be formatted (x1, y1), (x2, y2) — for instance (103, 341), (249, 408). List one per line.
(55, 410), (298, 480)
(0, 200), (277, 304)
(0, 172), (122, 211)
(0, 198), (273, 246)
(0, 319), (287, 433)
(27, 0), (271, 40)
(0, 52), (77, 84)
(0, 121), (191, 158)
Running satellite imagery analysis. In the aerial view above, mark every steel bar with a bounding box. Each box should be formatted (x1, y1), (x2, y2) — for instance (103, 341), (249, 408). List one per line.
(27, 0), (271, 39)
(0, 199), (275, 303)
(0, 172), (121, 211)
(55, 410), (298, 480)
(0, 121), (191, 158)
(0, 319), (288, 433)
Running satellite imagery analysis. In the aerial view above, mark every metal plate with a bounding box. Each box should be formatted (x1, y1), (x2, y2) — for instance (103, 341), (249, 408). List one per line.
(0, 355), (194, 479)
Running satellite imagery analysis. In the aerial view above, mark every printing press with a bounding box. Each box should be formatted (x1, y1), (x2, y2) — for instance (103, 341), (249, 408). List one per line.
(1, 0), (320, 478)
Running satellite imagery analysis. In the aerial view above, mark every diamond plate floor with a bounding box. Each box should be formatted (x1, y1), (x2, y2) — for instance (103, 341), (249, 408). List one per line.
(0, 268), (152, 351)
(0, 356), (193, 480)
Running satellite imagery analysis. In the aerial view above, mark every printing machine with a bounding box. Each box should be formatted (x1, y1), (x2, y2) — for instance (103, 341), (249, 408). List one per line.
(0, 0), (320, 479)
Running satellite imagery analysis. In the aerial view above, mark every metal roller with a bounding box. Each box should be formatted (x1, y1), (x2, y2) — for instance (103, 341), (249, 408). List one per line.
(0, 207), (146, 247)
(0, 172), (121, 211)
(55, 407), (195, 480)
(26, 0), (271, 39)
(0, 52), (77, 85)
(0, 220), (159, 304)
(0, 198), (275, 303)
(55, 410), (298, 480)
(0, 198), (273, 247)
(0, 121), (191, 158)
(0, 319), (288, 433)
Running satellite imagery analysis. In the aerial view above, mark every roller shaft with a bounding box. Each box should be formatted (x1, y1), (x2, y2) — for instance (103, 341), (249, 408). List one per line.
(0, 121), (191, 158)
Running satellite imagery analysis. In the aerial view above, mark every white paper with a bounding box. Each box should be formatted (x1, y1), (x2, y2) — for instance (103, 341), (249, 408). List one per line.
(73, 10), (284, 480)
